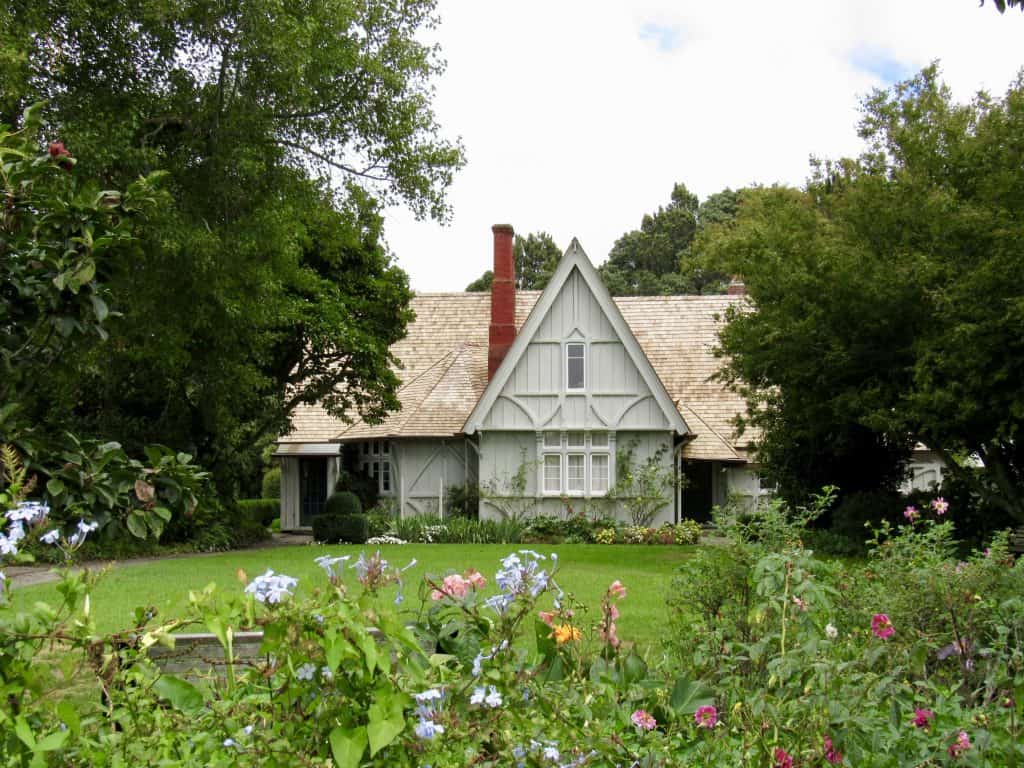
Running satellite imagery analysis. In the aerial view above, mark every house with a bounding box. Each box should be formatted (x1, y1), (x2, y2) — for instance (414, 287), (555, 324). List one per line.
(275, 224), (937, 530)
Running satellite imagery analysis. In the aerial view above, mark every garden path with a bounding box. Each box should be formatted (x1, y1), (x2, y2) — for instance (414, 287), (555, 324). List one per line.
(3, 532), (314, 588)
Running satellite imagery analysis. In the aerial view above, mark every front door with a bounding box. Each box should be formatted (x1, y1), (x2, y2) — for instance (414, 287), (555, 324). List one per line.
(299, 458), (328, 527)
(681, 460), (714, 523)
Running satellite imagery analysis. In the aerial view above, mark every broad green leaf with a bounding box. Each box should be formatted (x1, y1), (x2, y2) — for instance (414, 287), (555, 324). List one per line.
(367, 694), (405, 756)
(153, 675), (204, 712)
(35, 729), (70, 752)
(57, 700), (80, 735)
(330, 726), (367, 768)
(46, 478), (65, 496)
(14, 717), (35, 749)
(670, 676), (714, 714)
(126, 511), (147, 539)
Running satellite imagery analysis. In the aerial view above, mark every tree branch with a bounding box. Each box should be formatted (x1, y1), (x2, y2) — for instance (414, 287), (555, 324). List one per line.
(274, 139), (391, 182)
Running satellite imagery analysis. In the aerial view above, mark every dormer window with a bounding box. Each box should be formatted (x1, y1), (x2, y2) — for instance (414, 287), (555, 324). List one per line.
(566, 342), (585, 390)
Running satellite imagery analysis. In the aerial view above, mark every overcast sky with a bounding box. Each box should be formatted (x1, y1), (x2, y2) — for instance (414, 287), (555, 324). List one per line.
(382, 1), (1024, 292)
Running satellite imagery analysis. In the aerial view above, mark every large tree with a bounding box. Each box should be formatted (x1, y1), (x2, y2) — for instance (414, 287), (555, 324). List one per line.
(599, 183), (734, 296)
(1, 0), (463, 494)
(466, 232), (562, 292)
(700, 66), (1024, 520)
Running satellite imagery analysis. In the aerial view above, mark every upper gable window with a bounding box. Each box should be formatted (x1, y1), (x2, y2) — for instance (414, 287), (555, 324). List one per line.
(566, 343), (585, 390)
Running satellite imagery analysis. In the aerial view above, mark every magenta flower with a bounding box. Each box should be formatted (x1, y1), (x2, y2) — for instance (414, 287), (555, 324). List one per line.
(931, 497), (949, 516)
(630, 709), (656, 731)
(773, 747), (794, 768)
(871, 613), (895, 640)
(903, 505), (919, 522)
(948, 730), (970, 758)
(48, 141), (70, 159)
(694, 705), (717, 729)
(912, 708), (935, 729)
(824, 735), (842, 764)
(608, 580), (627, 599)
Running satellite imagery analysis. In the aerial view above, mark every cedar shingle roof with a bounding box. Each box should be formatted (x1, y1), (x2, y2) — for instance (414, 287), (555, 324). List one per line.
(282, 292), (754, 461)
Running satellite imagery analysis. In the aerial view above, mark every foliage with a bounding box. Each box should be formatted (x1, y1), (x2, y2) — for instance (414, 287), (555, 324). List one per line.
(236, 498), (280, 528)
(261, 467), (281, 500)
(598, 183), (734, 296)
(609, 441), (679, 527)
(445, 482), (480, 519)
(465, 231), (562, 291)
(313, 513), (370, 544)
(981, 0), (1024, 11)
(2, 0), (464, 496)
(393, 515), (527, 545)
(699, 65), (1024, 519)
(325, 491), (364, 518)
(336, 468), (380, 514)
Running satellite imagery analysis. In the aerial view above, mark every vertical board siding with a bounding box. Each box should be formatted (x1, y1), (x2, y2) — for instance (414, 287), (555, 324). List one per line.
(280, 458), (299, 530)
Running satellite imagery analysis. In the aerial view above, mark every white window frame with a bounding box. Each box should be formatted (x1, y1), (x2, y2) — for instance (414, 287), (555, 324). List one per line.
(539, 432), (613, 497)
(359, 440), (393, 495)
(565, 342), (586, 391)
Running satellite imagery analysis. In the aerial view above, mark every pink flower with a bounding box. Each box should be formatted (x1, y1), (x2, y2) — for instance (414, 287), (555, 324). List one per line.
(948, 730), (970, 758)
(792, 596), (808, 611)
(931, 497), (949, 516)
(48, 141), (70, 158)
(464, 568), (486, 589)
(694, 705), (717, 729)
(903, 505), (919, 522)
(537, 610), (556, 627)
(608, 580), (627, 599)
(912, 708), (935, 729)
(824, 735), (842, 764)
(773, 747), (794, 768)
(598, 621), (620, 648)
(871, 613), (895, 640)
(432, 574), (470, 601)
(630, 709), (656, 731)
(608, 603), (620, 621)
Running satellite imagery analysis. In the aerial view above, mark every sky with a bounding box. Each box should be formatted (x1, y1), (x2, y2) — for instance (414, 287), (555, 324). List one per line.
(382, 1), (1024, 292)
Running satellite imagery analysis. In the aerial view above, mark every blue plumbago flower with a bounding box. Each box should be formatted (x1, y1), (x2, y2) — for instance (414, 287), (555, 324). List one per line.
(67, 519), (99, 548)
(542, 745), (560, 762)
(5, 501), (49, 524)
(414, 719), (444, 740)
(484, 593), (514, 615)
(223, 738), (239, 748)
(295, 662), (316, 681)
(40, 529), (61, 545)
(314, 554), (350, 580)
(470, 685), (502, 707)
(320, 666), (333, 681)
(414, 688), (444, 704)
(0, 532), (19, 556)
(244, 569), (298, 604)
(243, 725), (254, 735)
(471, 640), (510, 676)
(489, 550), (555, 614)
(0, 571), (6, 587)
(512, 745), (526, 759)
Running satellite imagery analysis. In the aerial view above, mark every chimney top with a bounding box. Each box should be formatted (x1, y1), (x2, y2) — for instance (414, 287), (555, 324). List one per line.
(491, 223), (514, 235)
(727, 276), (746, 296)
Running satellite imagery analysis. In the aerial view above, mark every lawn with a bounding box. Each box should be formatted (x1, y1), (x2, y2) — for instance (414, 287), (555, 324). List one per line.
(11, 543), (696, 651)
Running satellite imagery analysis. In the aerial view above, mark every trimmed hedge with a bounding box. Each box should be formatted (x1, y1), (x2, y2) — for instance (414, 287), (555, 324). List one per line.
(237, 498), (280, 527)
(313, 513), (369, 544)
(324, 490), (362, 518)
(261, 467), (281, 500)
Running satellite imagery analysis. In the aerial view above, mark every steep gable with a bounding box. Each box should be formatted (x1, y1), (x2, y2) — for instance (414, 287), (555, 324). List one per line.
(464, 240), (689, 435)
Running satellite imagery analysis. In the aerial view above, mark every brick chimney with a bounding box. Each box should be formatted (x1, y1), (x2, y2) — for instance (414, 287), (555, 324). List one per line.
(727, 275), (746, 296)
(488, 223), (516, 380)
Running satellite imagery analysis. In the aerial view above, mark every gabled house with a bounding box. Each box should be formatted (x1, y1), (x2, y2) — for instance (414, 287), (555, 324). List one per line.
(276, 224), (770, 530)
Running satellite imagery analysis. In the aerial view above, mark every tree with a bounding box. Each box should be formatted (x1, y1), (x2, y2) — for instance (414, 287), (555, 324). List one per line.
(599, 183), (732, 296)
(466, 232), (561, 291)
(1, 0), (463, 494)
(701, 66), (1024, 521)
(979, 0), (1024, 11)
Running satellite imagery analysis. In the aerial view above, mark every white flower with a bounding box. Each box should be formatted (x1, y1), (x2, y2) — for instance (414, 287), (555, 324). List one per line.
(314, 554), (350, 579)
(484, 686), (503, 708)
(414, 719), (444, 740)
(470, 686), (487, 705)
(40, 529), (61, 545)
(825, 623), (838, 639)
(244, 569), (298, 604)
(295, 663), (316, 681)
(6, 501), (49, 524)
(320, 666), (333, 681)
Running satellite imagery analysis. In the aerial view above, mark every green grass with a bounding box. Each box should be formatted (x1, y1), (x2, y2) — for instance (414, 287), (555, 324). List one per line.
(11, 544), (695, 650)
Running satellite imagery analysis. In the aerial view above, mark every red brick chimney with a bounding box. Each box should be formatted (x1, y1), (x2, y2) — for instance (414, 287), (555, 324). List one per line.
(488, 223), (516, 380)
(727, 275), (746, 296)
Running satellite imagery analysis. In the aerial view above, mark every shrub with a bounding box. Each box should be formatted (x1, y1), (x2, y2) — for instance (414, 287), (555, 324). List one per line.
(595, 527), (617, 544)
(827, 489), (903, 552)
(236, 498), (279, 527)
(446, 483), (480, 519)
(393, 515), (525, 544)
(324, 490), (362, 517)
(312, 513), (369, 544)
(335, 467), (378, 512)
(261, 466), (281, 499)
(672, 519), (702, 544)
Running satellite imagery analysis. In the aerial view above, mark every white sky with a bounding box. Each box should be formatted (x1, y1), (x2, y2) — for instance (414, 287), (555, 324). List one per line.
(382, 0), (1024, 292)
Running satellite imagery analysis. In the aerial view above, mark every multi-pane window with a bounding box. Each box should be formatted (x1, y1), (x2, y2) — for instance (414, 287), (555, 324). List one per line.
(543, 454), (562, 493)
(541, 432), (612, 496)
(359, 440), (392, 494)
(566, 343), (585, 390)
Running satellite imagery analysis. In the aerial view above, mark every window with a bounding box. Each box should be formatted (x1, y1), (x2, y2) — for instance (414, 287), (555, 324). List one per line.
(540, 432), (612, 496)
(359, 441), (392, 495)
(591, 454), (609, 493)
(566, 454), (585, 493)
(543, 454), (562, 493)
(566, 343), (585, 390)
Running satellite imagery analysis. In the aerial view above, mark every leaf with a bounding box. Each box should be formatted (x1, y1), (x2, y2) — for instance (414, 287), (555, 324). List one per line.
(35, 729), (70, 752)
(153, 675), (204, 712)
(46, 478), (65, 496)
(669, 676), (714, 714)
(57, 700), (80, 736)
(367, 693), (405, 756)
(14, 716), (35, 749)
(330, 726), (367, 768)
(126, 511), (148, 539)
(152, 506), (172, 522)
(89, 293), (109, 322)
